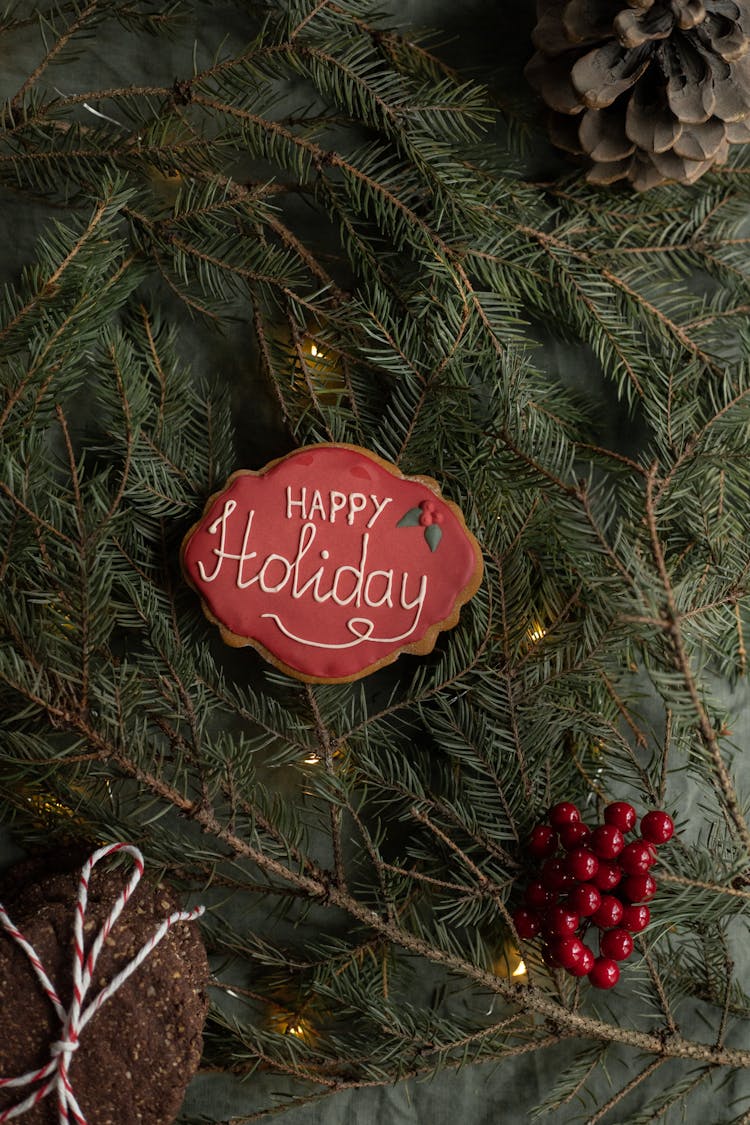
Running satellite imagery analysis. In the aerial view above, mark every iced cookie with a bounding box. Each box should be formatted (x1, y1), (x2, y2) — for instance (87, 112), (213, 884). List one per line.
(181, 443), (484, 683)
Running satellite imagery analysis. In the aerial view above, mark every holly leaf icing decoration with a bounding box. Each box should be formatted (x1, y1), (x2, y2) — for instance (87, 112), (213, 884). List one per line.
(397, 507), (423, 528)
(424, 524), (442, 552)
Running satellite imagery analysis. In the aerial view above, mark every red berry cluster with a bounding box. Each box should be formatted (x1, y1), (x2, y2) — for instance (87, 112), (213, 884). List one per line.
(418, 499), (444, 527)
(512, 802), (674, 989)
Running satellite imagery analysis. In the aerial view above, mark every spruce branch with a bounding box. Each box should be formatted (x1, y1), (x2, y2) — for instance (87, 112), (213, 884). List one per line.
(644, 463), (750, 858)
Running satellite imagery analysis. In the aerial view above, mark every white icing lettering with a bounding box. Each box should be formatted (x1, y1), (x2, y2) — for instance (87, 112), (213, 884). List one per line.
(367, 495), (392, 529)
(329, 491), (347, 523)
(197, 499), (237, 581)
(260, 594), (426, 649)
(364, 569), (394, 608)
(284, 489), (393, 528)
(400, 572), (428, 613)
(308, 489), (327, 520)
(286, 487), (307, 519)
(196, 501), (431, 651)
(331, 532), (369, 607)
(259, 553), (292, 593)
(291, 524), (331, 602)
(236, 510), (258, 588)
(347, 493), (367, 525)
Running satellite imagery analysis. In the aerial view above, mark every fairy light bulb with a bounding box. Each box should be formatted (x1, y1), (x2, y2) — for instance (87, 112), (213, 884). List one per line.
(494, 943), (528, 981)
(297, 335), (346, 402)
(270, 1008), (316, 1044)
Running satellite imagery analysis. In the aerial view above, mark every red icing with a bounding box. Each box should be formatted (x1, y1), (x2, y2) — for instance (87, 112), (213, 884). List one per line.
(181, 445), (482, 682)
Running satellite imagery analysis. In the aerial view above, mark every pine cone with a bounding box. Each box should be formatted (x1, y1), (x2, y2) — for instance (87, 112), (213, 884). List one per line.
(526, 0), (750, 190)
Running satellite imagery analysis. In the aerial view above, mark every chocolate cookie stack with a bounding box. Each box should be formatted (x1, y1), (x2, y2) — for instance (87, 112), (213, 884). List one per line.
(0, 849), (208, 1125)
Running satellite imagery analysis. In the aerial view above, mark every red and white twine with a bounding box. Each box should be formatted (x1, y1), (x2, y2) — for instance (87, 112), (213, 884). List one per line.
(0, 843), (205, 1124)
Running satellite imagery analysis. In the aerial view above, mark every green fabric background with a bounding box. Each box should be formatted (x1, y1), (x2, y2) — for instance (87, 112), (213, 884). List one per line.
(2, 2), (750, 1122)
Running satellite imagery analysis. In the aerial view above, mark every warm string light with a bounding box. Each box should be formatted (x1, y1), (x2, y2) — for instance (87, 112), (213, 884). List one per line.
(294, 334), (347, 402)
(526, 620), (547, 644)
(493, 944), (528, 981)
(23, 790), (76, 822)
(302, 743), (344, 767)
(269, 1008), (317, 1044)
(21, 779), (113, 833)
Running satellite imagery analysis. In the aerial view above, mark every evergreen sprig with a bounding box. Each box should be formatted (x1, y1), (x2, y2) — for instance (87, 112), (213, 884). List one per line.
(3, 2), (750, 1123)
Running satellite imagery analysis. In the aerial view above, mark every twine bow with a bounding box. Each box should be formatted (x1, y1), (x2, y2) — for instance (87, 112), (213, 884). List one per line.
(0, 843), (205, 1124)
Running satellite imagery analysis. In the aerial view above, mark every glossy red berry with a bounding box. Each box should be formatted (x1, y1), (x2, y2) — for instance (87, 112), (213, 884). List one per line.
(591, 824), (624, 860)
(640, 811), (675, 845)
(604, 802), (637, 832)
(549, 802), (581, 827)
(567, 883), (601, 918)
(591, 894), (624, 929)
(512, 908), (541, 939)
(551, 935), (587, 971)
(621, 904), (650, 933)
(621, 873), (657, 903)
(588, 956), (620, 989)
(544, 905), (579, 936)
(592, 861), (622, 892)
(528, 824), (558, 859)
(600, 928), (634, 961)
(568, 944), (596, 977)
(619, 840), (656, 875)
(565, 847), (599, 882)
(559, 822), (591, 850)
(540, 857), (572, 892)
(525, 880), (552, 910)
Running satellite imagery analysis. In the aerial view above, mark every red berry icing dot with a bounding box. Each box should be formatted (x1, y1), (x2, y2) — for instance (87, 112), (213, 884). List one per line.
(621, 873), (657, 903)
(591, 894), (624, 929)
(418, 499), (441, 526)
(549, 802), (581, 827)
(640, 810), (674, 845)
(512, 908), (541, 939)
(621, 904), (650, 933)
(604, 802), (637, 832)
(591, 824), (624, 860)
(528, 824), (558, 859)
(589, 956), (620, 989)
(600, 928), (634, 961)
(619, 840), (656, 875)
(567, 883), (602, 918)
(565, 847), (599, 882)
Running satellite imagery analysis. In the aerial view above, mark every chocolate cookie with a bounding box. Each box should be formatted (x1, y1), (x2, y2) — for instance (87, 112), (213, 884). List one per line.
(0, 849), (209, 1125)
